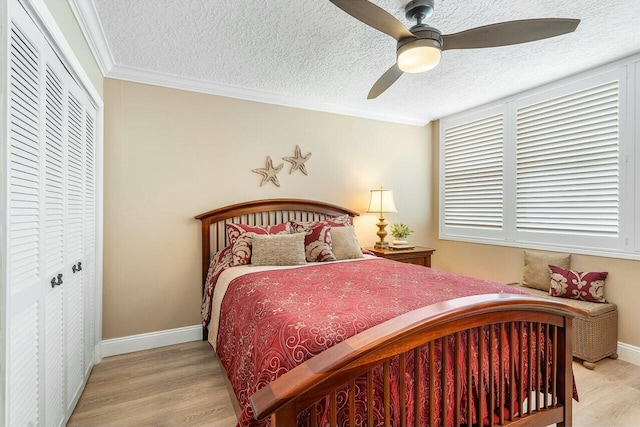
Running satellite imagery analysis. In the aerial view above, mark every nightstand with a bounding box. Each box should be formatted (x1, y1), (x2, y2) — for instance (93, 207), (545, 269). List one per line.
(366, 246), (435, 267)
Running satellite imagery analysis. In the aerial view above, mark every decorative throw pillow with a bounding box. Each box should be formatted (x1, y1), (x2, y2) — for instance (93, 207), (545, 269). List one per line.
(549, 265), (608, 303)
(225, 222), (292, 265)
(290, 215), (353, 262)
(522, 250), (571, 291)
(299, 222), (336, 262)
(251, 233), (307, 266)
(225, 222), (292, 245)
(325, 214), (353, 227)
(290, 214), (353, 231)
(330, 226), (364, 260)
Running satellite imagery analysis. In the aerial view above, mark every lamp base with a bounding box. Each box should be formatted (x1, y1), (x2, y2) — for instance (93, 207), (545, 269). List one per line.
(374, 241), (390, 249)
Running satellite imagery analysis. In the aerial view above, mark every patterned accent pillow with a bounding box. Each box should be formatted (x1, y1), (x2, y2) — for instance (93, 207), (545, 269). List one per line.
(549, 265), (608, 303)
(225, 222), (292, 265)
(296, 222), (336, 262)
(251, 233), (307, 266)
(290, 214), (353, 230)
(291, 221), (336, 262)
(326, 214), (353, 227)
(289, 214), (353, 262)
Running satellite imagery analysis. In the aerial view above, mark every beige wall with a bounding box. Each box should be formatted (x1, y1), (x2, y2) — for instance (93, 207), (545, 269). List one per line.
(103, 79), (434, 339)
(43, 0), (103, 96)
(430, 121), (640, 347)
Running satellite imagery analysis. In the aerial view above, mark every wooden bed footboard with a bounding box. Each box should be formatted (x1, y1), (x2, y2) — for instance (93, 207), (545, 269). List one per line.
(250, 294), (585, 427)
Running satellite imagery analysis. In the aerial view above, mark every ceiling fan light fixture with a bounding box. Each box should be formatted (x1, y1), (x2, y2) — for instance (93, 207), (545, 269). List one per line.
(397, 39), (441, 73)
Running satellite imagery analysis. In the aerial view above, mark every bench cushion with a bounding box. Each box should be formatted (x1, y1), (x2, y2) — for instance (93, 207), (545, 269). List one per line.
(515, 284), (617, 316)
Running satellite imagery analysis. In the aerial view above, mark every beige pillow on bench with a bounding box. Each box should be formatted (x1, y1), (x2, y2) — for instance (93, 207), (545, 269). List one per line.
(522, 250), (570, 292)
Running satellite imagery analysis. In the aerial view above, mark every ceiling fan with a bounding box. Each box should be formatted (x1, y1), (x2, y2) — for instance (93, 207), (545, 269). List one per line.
(329, 0), (580, 99)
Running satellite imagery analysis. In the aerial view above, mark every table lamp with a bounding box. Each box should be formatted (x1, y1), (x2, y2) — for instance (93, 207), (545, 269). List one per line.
(367, 188), (397, 249)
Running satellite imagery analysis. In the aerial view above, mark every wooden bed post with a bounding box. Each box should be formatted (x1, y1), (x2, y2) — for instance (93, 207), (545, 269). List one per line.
(200, 218), (211, 340)
(559, 317), (574, 427)
(201, 218), (211, 288)
(271, 404), (297, 427)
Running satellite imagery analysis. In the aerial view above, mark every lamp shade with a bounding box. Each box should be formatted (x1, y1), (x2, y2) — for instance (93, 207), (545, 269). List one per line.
(367, 189), (398, 213)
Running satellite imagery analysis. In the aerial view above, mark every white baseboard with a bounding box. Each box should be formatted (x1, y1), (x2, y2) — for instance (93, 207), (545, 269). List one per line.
(101, 325), (203, 358)
(617, 341), (640, 366)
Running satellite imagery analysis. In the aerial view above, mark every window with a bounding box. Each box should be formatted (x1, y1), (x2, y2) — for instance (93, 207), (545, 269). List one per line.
(440, 106), (506, 241)
(440, 64), (636, 259)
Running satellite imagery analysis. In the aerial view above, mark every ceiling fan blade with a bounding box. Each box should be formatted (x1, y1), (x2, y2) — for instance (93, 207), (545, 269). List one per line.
(442, 18), (580, 51)
(330, 0), (415, 41)
(368, 63), (403, 99)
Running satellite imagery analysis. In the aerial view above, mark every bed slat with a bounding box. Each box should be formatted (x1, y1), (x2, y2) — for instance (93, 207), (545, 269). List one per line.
(414, 346), (421, 426)
(383, 361), (390, 426)
(454, 332), (461, 427)
(499, 323), (505, 425)
(489, 325), (495, 427)
(399, 353), (406, 427)
(367, 371), (373, 427)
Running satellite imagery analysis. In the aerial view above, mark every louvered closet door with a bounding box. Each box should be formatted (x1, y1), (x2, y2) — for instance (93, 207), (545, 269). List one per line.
(7, 1), (99, 424)
(7, 8), (44, 426)
(65, 85), (85, 409)
(43, 56), (68, 427)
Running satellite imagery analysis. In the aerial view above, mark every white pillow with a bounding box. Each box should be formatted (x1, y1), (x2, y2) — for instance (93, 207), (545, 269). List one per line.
(251, 233), (307, 266)
(330, 226), (364, 260)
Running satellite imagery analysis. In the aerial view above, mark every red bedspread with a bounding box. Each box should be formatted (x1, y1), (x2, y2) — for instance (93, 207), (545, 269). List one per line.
(215, 258), (542, 427)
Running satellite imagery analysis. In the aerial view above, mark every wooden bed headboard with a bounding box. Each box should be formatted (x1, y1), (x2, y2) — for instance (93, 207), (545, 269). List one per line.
(195, 198), (359, 293)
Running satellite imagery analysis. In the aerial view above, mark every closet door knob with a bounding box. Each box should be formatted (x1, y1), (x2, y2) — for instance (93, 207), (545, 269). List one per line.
(72, 262), (83, 273)
(77, 262), (82, 271)
(51, 274), (63, 288)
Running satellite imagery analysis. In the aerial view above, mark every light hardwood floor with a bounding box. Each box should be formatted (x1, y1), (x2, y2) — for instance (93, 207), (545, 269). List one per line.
(68, 341), (640, 427)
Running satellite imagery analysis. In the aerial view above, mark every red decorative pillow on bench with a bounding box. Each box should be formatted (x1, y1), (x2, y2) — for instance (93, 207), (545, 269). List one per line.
(549, 265), (608, 303)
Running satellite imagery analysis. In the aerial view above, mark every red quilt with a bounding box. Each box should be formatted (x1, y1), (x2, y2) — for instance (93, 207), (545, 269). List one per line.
(214, 258), (557, 427)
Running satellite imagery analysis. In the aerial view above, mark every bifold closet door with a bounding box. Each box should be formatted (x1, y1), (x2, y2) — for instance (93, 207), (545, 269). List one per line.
(43, 55), (68, 427)
(7, 12), (44, 426)
(65, 84), (86, 410)
(7, 1), (97, 425)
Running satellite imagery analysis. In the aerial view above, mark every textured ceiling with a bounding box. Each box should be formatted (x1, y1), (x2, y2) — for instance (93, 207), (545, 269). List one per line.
(90, 0), (640, 124)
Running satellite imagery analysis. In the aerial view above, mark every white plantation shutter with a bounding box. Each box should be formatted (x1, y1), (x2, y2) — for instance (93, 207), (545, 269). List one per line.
(440, 68), (629, 255)
(442, 110), (505, 238)
(516, 81), (619, 237)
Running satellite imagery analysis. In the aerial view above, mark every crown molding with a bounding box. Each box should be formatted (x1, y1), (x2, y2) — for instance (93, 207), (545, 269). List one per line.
(67, 0), (113, 75)
(68, 1), (428, 126)
(106, 64), (429, 127)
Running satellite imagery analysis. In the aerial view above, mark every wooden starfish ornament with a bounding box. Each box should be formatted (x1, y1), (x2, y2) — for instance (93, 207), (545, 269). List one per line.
(252, 156), (284, 187)
(283, 145), (312, 175)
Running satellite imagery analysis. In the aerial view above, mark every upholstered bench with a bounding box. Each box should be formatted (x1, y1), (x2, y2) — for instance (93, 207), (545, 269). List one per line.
(514, 284), (618, 369)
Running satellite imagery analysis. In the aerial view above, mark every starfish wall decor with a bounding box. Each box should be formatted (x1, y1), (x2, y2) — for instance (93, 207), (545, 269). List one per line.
(283, 145), (312, 175)
(252, 156), (284, 187)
